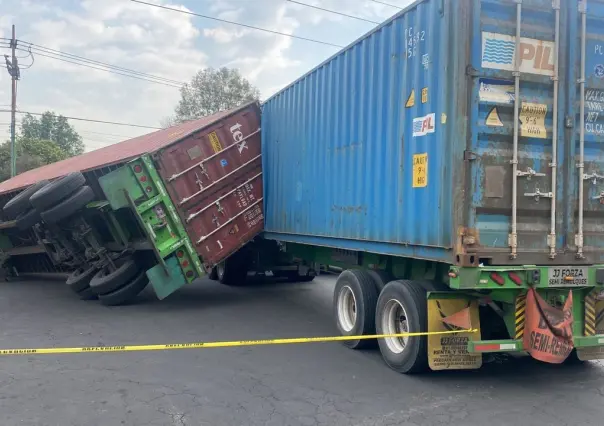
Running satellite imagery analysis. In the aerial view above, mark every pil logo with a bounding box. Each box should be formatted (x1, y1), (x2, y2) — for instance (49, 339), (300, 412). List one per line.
(412, 113), (435, 137)
(518, 42), (554, 73)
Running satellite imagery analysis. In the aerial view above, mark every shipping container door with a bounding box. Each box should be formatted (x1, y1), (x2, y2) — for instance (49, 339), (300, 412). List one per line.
(567, 0), (604, 260)
(468, 0), (577, 264)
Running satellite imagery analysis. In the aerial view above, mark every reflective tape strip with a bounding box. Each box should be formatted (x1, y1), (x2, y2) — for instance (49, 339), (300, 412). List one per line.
(0, 329), (478, 356)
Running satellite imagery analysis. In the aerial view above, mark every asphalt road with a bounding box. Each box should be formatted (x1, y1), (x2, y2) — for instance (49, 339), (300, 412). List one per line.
(0, 275), (602, 426)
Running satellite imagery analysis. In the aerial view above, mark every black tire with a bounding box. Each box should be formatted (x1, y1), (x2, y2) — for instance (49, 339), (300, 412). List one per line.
(66, 265), (98, 293)
(208, 267), (218, 281)
(40, 186), (95, 224)
(366, 270), (392, 293)
(15, 208), (41, 231)
(217, 254), (249, 286)
(77, 286), (98, 301)
(89, 257), (140, 296)
(333, 269), (378, 349)
(30, 172), (86, 211)
(99, 271), (149, 306)
(3, 180), (49, 218)
(375, 280), (428, 374)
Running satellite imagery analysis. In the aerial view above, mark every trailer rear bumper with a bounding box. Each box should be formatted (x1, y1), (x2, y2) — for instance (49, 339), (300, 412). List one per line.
(468, 336), (604, 354)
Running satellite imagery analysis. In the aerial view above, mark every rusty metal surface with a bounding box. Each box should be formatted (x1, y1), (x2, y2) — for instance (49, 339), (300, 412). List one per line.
(154, 102), (263, 266)
(0, 107), (243, 196)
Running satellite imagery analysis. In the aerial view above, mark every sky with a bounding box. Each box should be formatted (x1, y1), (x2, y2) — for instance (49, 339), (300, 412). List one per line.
(0, 0), (412, 152)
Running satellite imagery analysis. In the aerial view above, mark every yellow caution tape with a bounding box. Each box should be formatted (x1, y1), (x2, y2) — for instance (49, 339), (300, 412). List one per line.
(0, 329), (477, 356)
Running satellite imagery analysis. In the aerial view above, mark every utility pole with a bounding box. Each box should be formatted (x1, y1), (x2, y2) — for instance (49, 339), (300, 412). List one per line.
(3, 25), (19, 178)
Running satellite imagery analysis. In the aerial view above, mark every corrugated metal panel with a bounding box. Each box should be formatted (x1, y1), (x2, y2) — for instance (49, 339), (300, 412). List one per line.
(154, 102), (263, 266)
(262, 0), (463, 263)
(263, 0), (604, 266)
(0, 106), (246, 196)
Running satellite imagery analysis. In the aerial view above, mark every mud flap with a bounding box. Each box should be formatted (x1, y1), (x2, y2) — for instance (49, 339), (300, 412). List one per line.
(427, 294), (482, 371)
(146, 256), (187, 300)
(577, 298), (604, 361)
(523, 288), (574, 363)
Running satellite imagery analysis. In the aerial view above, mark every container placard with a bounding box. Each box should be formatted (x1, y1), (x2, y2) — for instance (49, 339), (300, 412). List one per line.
(519, 102), (547, 139)
(412, 153), (428, 188)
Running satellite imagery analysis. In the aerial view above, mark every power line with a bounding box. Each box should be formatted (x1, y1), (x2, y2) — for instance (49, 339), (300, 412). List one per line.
(19, 41), (186, 86)
(287, 0), (380, 24)
(21, 49), (184, 88)
(370, 0), (404, 9)
(130, 0), (344, 48)
(0, 110), (161, 130)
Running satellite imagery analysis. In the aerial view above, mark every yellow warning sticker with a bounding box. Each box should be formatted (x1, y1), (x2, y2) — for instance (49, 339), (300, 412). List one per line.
(405, 89), (415, 108)
(441, 113), (447, 124)
(427, 299), (482, 370)
(412, 153), (428, 188)
(208, 131), (223, 153)
(421, 87), (428, 104)
(519, 102), (547, 139)
(486, 107), (504, 127)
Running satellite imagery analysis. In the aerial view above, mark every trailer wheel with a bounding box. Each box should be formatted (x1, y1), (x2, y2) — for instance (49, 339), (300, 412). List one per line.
(77, 286), (98, 301)
(217, 254), (249, 286)
(99, 271), (148, 306)
(375, 280), (428, 374)
(40, 186), (95, 224)
(3, 180), (49, 218)
(208, 267), (218, 281)
(89, 257), (140, 296)
(66, 265), (98, 293)
(334, 269), (378, 349)
(30, 172), (86, 211)
(15, 208), (41, 231)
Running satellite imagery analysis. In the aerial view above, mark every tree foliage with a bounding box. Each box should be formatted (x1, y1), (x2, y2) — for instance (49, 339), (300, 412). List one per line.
(21, 112), (85, 157)
(0, 137), (68, 182)
(174, 67), (260, 123)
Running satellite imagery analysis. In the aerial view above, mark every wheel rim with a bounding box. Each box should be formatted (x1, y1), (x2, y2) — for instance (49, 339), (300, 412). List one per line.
(382, 299), (409, 354)
(217, 263), (225, 280)
(337, 285), (357, 332)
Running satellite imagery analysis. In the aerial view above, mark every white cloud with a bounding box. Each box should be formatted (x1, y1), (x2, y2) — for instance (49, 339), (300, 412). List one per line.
(0, 0), (413, 151)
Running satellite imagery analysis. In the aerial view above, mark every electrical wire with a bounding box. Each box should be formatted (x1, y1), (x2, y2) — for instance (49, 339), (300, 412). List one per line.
(19, 48), (184, 88)
(370, 0), (404, 9)
(287, 0), (380, 24)
(0, 109), (161, 129)
(130, 0), (344, 48)
(18, 41), (186, 86)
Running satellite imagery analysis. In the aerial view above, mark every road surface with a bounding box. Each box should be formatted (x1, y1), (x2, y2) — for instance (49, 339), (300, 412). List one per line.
(0, 275), (602, 425)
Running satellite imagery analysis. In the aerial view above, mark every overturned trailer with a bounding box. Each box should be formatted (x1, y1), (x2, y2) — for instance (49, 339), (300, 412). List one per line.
(0, 101), (305, 305)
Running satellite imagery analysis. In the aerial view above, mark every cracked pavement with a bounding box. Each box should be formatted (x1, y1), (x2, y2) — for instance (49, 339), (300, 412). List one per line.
(0, 275), (603, 425)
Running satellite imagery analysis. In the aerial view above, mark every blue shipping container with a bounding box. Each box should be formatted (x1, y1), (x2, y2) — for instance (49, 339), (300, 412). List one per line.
(262, 0), (604, 267)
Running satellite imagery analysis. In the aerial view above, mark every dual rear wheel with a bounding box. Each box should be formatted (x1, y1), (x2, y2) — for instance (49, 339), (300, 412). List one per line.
(333, 269), (428, 374)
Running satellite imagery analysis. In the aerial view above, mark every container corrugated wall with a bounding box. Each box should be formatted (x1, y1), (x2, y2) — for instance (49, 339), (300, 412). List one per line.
(262, 0), (466, 262)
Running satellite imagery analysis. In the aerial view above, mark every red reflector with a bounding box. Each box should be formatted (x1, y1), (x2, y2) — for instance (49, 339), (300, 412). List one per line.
(145, 186), (153, 193)
(140, 175), (147, 182)
(177, 250), (184, 258)
(508, 272), (522, 286)
(474, 344), (501, 352)
(490, 272), (505, 286)
(448, 272), (457, 278)
(182, 260), (189, 268)
(133, 165), (142, 173)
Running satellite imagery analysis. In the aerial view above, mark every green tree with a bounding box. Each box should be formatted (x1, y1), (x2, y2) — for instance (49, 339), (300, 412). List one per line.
(21, 112), (85, 157)
(0, 137), (68, 182)
(173, 67), (260, 123)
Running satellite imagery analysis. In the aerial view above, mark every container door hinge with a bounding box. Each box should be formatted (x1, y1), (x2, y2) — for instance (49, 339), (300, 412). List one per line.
(517, 167), (546, 180)
(524, 188), (553, 202)
(464, 150), (477, 161)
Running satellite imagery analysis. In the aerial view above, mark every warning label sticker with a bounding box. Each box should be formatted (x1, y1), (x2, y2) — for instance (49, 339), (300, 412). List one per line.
(519, 102), (547, 139)
(405, 89), (415, 108)
(486, 107), (503, 127)
(421, 87), (428, 104)
(412, 153), (428, 188)
(208, 131), (223, 153)
(427, 299), (482, 371)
